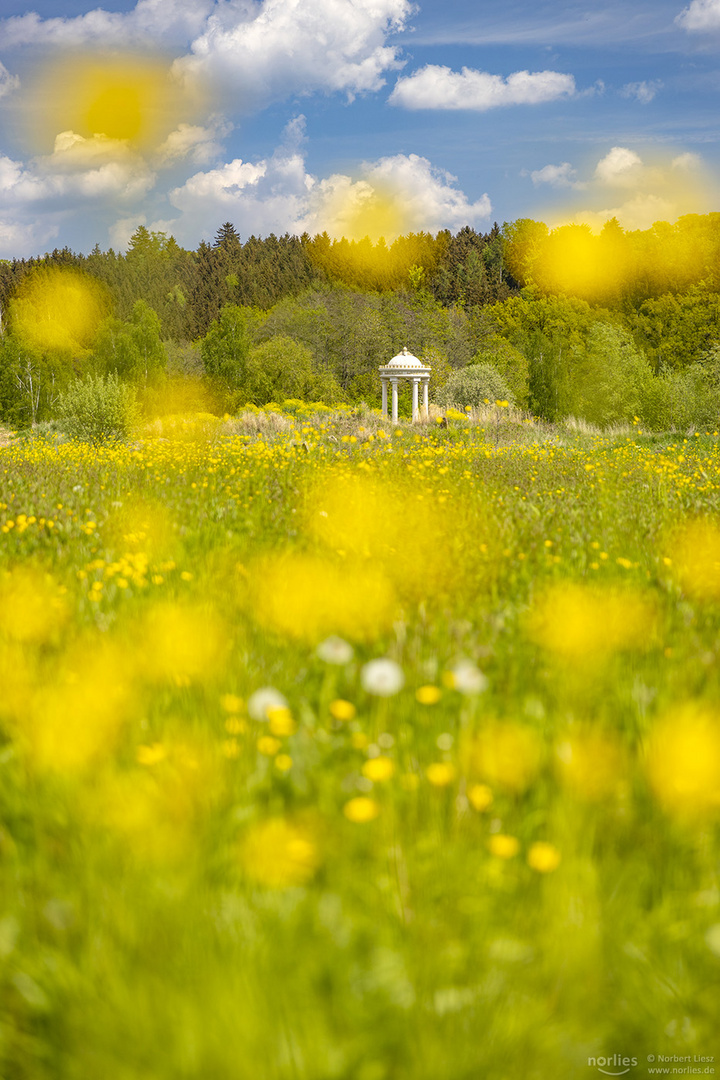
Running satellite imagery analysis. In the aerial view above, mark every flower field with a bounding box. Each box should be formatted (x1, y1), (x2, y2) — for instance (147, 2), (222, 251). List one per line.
(1, 409), (719, 1079)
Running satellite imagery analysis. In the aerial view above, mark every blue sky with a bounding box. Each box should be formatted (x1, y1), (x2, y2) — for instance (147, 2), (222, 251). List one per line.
(0, 0), (719, 256)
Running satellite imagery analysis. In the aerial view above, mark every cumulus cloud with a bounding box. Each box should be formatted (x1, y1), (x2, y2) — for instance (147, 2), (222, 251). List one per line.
(389, 65), (576, 110)
(530, 162), (578, 188)
(676, 0), (720, 31)
(0, 134), (155, 209)
(2, 0), (213, 48)
(174, 0), (413, 108)
(621, 80), (662, 104)
(0, 62), (20, 100)
(160, 121), (490, 247)
(157, 118), (233, 165)
(594, 146), (643, 186)
(0, 219), (59, 259)
(536, 147), (714, 233)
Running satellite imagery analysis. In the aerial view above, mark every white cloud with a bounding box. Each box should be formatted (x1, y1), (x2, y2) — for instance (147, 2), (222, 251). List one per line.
(388, 65), (575, 110)
(538, 147), (716, 233)
(594, 147), (643, 186)
(530, 162), (578, 188)
(175, 0), (413, 108)
(672, 152), (702, 170)
(0, 219), (60, 259)
(621, 80), (662, 104)
(676, 0), (720, 31)
(0, 62), (20, 100)
(2, 0), (213, 48)
(0, 135), (156, 207)
(157, 119), (233, 165)
(109, 214), (147, 251)
(161, 122), (489, 247)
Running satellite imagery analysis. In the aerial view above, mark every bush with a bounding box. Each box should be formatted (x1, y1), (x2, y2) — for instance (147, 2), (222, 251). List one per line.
(57, 373), (139, 444)
(434, 362), (514, 410)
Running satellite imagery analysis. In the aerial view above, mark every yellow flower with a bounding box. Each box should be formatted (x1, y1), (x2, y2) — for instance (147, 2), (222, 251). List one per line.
(343, 796), (381, 823)
(275, 754), (293, 772)
(225, 716), (247, 735)
(488, 834), (520, 859)
(241, 818), (319, 888)
(136, 743), (166, 766)
(647, 704), (720, 817)
(330, 699), (356, 721)
(220, 693), (244, 714)
(257, 736), (282, 757)
(527, 842), (561, 873)
(467, 783), (493, 811)
(362, 756), (395, 782)
(268, 707), (296, 736)
(416, 685), (442, 705)
(425, 762), (457, 787)
(222, 738), (240, 759)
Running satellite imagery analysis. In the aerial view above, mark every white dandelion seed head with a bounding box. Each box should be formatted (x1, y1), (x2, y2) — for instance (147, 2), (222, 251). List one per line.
(316, 635), (354, 664)
(452, 660), (488, 695)
(248, 687), (288, 722)
(361, 658), (405, 697)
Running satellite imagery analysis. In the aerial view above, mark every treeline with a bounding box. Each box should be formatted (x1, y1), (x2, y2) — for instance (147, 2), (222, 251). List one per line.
(1, 213), (720, 431)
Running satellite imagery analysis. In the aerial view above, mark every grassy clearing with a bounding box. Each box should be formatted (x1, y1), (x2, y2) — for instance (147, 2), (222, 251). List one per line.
(1, 408), (719, 1079)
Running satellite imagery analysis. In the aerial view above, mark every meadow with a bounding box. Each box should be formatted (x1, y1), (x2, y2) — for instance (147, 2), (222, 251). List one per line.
(1, 404), (719, 1079)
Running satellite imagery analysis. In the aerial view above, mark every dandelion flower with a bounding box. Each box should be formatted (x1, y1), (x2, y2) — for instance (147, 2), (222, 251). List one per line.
(416, 685), (442, 705)
(467, 783), (493, 811)
(241, 818), (319, 888)
(426, 762), (457, 787)
(527, 842), (561, 873)
(343, 796), (381, 823)
(488, 834), (519, 859)
(362, 756), (395, 782)
(361, 658), (404, 697)
(448, 660), (488, 695)
(316, 635), (354, 664)
(248, 687), (288, 722)
(257, 736), (282, 757)
(329, 699), (356, 722)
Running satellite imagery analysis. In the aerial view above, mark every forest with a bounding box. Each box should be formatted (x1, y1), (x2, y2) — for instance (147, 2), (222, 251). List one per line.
(2, 212), (720, 430)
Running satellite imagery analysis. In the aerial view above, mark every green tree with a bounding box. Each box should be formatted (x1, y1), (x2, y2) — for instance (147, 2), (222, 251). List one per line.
(435, 363), (514, 410)
(244, 336), (343, 406)
(93, 300), (167, 384)
(200, 304), (257, 393)
(568, 323), (652, 426)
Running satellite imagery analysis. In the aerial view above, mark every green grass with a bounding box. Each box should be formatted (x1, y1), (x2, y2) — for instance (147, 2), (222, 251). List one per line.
(0, 409), (719, 1079)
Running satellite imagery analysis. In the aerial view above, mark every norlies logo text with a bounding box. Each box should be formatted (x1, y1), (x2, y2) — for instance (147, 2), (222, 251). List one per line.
(588, 1055), (639, 1076)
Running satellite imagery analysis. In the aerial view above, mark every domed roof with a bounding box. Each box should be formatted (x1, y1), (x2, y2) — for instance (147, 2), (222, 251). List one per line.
(387, 346), (424, 368)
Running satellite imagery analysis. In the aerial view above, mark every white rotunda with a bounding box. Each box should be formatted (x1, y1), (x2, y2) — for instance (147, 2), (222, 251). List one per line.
(378, 347), (431, 423)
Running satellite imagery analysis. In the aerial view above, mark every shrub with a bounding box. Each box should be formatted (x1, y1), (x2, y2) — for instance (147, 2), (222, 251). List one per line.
(57, 373), (139, 444)
(434, 362), (514, 410)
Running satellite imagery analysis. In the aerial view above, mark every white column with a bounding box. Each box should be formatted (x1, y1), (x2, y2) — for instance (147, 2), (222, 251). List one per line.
(391, 379), (399, 424)
(423, 378), (429, 418)
(381, 378), (388, 418)
(411, 378), (419, 422)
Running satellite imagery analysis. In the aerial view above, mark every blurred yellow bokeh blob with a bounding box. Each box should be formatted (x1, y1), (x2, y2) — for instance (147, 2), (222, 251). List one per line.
(461, 723), (543, 793)
(22, 52), (205, 154)
(0, 568), (68, 644)
(252, 552), (396, 643)
(525, 584), (658, 660)
(647, 704), (720, 817)
(670, 517), (720, 601)
(555, 729), (627, 801)
(22, 639), (136, 773)
(241, 818), (320, 888)
(306, 471), (467, 601)
(11, 267), (110, 354)
(137, 603), (228, 686)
